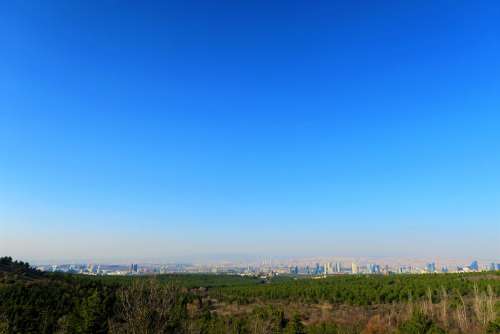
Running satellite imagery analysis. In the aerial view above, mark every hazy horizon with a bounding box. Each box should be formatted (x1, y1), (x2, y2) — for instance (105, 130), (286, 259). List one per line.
(1, 1), (500, 261)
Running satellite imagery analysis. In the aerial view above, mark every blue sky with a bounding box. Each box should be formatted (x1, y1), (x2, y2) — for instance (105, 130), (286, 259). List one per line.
(1, 1), (499, 262)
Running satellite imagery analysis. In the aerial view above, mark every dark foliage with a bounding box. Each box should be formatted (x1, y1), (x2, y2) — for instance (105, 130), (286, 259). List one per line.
(397, 312), (445, 334)
(0, 257), (499, 334)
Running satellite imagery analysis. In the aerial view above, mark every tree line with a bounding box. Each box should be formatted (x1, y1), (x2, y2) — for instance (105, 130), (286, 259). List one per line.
(0, 257), (499, 334)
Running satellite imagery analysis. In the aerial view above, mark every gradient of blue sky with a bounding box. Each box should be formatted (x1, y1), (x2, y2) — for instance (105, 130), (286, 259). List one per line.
(1, 1), (499, 262)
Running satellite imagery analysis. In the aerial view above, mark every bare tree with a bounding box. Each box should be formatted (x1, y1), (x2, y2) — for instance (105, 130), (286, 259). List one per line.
(439, 286), (448, 329)
(111, 278), (186, 334)
(486, 285), (496, 324)
(425, 287), (434, 318)
(455, 292), (468, 333)
(405, 291), (414, 320)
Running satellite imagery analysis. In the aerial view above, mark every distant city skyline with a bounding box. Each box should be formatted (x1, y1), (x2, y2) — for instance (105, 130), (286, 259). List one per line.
(1, 1), (500, 261)
(33, 256), (500, 278)
(22, 254), (500, 270)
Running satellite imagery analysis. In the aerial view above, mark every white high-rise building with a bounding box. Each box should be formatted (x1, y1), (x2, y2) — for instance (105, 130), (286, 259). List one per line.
(351, 262), (358, 274)
(324, 262), (332, 275)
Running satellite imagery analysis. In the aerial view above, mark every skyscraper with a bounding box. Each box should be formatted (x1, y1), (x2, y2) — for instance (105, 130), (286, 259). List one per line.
(368, 263), (380, 274)
(314, 263), (321, 275)
(129, 263), (138, 273)
(469, 260), (479, 271)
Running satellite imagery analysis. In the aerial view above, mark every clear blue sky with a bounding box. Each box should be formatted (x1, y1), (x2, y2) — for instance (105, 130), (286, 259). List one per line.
(1, 1), (499, 262)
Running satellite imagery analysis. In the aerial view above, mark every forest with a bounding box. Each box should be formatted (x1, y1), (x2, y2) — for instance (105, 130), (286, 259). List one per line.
(1, 257), (499, 334)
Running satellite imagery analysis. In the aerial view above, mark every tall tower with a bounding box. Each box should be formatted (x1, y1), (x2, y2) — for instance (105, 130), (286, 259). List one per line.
(324, 262), (332, 275)
(351, 262), (358, 274)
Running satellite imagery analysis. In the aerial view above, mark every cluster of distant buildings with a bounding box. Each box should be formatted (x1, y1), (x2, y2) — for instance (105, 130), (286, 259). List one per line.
(37, 262), (191, 276)
(288, 260), (500, 276)
(288, 261), (376, 275)
(423, 260), (500, 274)
(36, 259), (500, 277)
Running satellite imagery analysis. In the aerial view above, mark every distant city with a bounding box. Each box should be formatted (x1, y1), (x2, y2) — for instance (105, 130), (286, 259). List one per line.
(36, 258), (500, 277)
